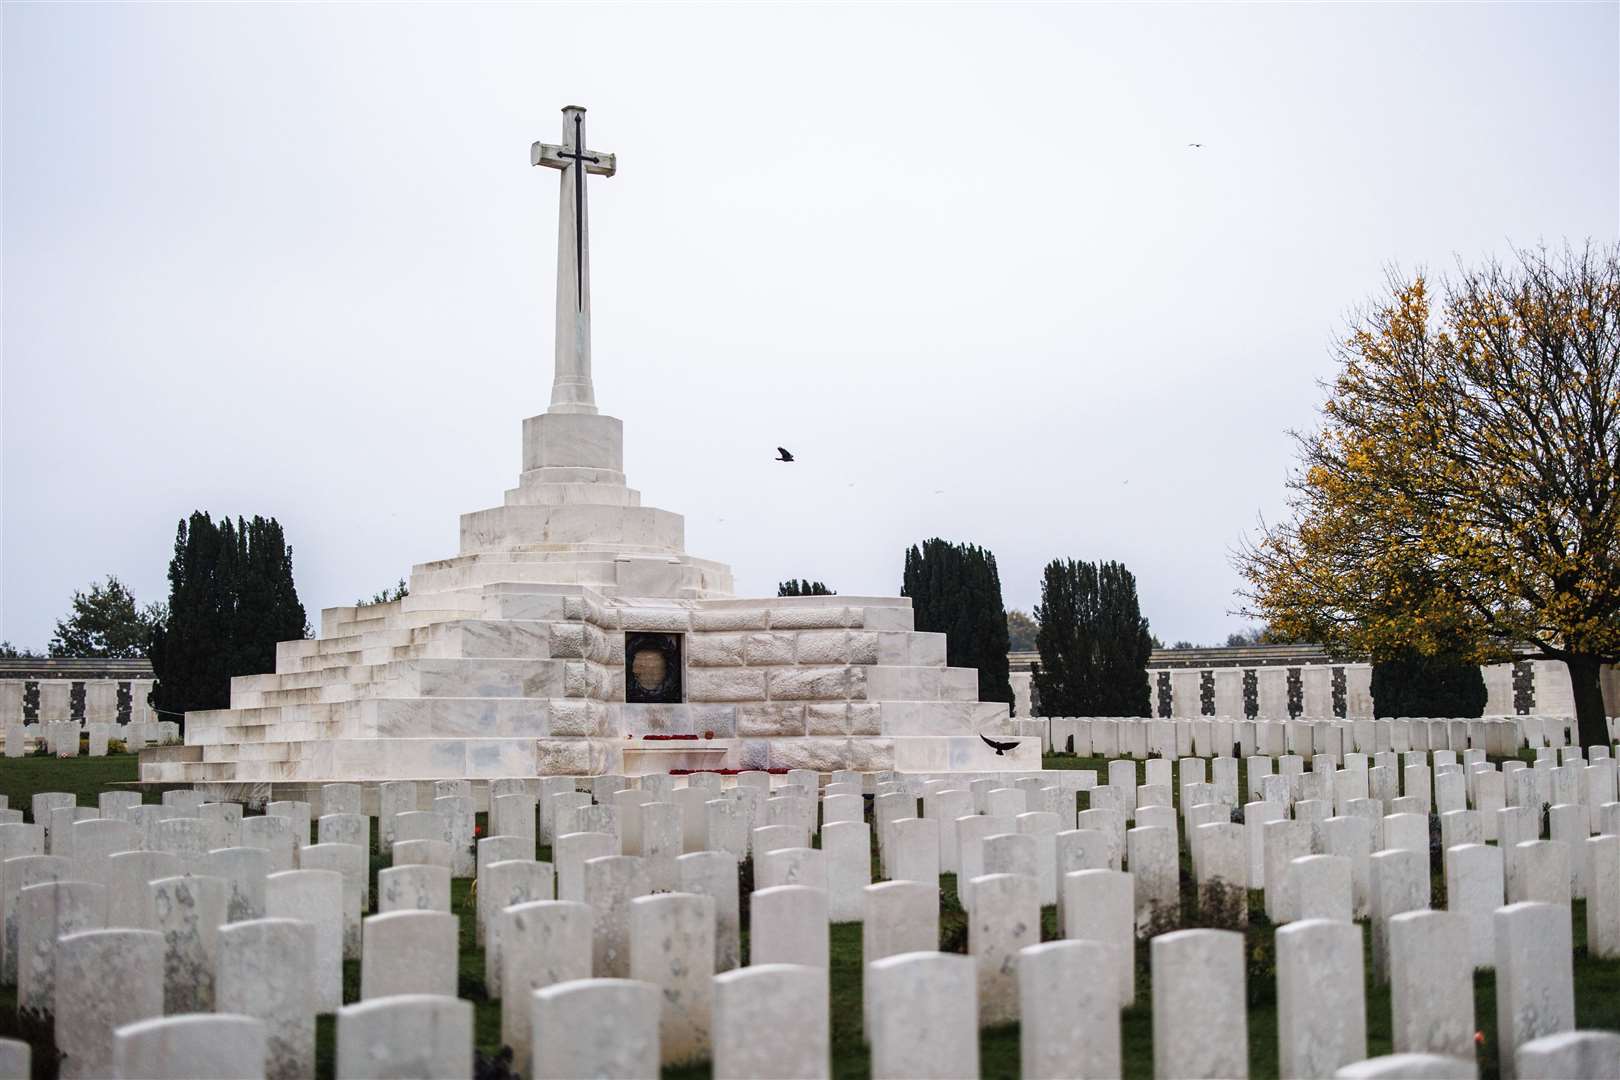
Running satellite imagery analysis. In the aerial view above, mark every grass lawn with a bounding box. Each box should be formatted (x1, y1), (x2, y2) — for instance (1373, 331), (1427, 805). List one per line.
(0, 752), (1615, 1079)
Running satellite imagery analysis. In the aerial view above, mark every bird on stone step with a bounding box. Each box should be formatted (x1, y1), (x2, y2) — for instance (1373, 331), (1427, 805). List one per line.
(980, 733), (1019, 756)
(775, 447), (795, 462)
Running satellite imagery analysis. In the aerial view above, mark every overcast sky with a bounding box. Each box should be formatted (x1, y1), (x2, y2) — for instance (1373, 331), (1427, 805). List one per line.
(4, 3), (1616, 652)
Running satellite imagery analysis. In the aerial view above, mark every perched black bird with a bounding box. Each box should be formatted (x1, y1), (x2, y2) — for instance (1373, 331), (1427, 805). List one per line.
(980, 733), (1019, 756)
(775, 447), (795, 462)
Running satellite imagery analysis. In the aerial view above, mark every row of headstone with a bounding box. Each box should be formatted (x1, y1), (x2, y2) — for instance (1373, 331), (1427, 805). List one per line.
(1030, 712), (1614, 760)
(2, 721), (176, 758)
(6, 762), (1619, 1080)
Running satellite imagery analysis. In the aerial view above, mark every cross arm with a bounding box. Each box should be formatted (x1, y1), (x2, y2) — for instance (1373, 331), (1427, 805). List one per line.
(531, 142), (617, 177)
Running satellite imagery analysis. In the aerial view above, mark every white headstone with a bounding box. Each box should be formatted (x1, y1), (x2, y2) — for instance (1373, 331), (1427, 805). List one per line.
(629, 892), (715, 1066)
(335, 994), (472, 1080)
(151, 874), (228, 1013)
(1389, 910), (1474, 1060)
(583, 854), (649, 977)
(55, 928), (163, 1080)
(1369, 848), (1430, 984)
(712, 963), (829, 1080)
(263, 869), (343, 1012)
(1445, 842), (1504, 968)
(751, 884), (827, 969)
(1150, 928), (1248, 1080)
(1495, 901), (1575, 1080)
(677, 850), (740, 971)
(1277, 918), (1366, 1079)
(111, 1013), (266, 1080)
(499, 900), (592, 1072)
(214, 918), (316, 1080)
(1017, 939), (1120, 1080)
(867, 952), (978, 1080)
(530, 978), (660, 1080)
(968, 872), (1039, 1026)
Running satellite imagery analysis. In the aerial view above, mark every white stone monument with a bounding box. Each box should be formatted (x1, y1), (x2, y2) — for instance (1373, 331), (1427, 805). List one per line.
(147, 106), (1036, 788)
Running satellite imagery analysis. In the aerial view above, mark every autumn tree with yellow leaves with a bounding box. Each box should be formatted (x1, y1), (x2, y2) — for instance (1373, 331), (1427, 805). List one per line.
(1237, 245), (1620, 748)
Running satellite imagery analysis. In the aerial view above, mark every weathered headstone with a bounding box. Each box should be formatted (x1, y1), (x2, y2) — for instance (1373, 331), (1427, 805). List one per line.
(583, 854), (650, 978)
(264, 869), (343, 1012)
(360, 911), (457, 999)
(677, 850), (740, 971)
(17, 879), (106, 1015)
(55, 928), (163, 1080)
(215, 918), (316, 1080)
(751, 884), (828, 969)
(1277, 918), (1366, 1078)
(335, 994), (472, 1080)
(968, 872), (1039, 1026)
(867, 952), (978, 1080)
(1018, 939), (1120, 1080)
(712, 963), (829, 1080)
(1495, 901), (1575, 1080)
(151, 874), (228, 1013)
(530, 978), (660, 1080)
(110, 1013), (266, 1080)
(1369, 848), (1429, 984)
(1150, 928), (1247, 1080)
(629, 892), (715, 1065)
(499, 900), (592, 1072)
(480, 859), (553, 991)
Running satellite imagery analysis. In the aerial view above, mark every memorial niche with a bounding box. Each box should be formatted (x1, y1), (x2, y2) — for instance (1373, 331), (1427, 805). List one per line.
(625, 633), (683, 704)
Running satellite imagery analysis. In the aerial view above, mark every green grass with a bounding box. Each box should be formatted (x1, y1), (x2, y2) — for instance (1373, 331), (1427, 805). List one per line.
(1, 756), (1617, 1079)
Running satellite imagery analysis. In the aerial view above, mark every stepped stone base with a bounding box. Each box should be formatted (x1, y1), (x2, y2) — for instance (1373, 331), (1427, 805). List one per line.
(145, 405), (1035, 784)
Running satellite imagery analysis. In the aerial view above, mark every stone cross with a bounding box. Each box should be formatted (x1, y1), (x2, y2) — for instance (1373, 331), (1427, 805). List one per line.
(532, 105), (617, 416)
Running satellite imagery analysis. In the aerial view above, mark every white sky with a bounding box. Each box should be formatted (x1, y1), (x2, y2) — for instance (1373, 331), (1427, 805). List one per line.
(4, 3), (1616, 651)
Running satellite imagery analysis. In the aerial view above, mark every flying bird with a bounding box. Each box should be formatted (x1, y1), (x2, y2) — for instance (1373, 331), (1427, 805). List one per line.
(980, 733), (1019, 756)
(1187, 142), (1204, 148)
(775, 447), (795, 462)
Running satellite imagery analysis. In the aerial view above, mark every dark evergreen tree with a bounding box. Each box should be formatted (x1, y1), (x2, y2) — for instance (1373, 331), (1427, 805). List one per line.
(1033, 558), (1153, 716)
(1371, 648), (1488, 718)
(777, 580), (835, 597)
(149, 512), (307, 724)
(900, 539), (1013, 705)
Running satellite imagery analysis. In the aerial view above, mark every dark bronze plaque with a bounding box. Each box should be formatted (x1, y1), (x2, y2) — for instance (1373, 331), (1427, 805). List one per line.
(625, 632), (683, 704)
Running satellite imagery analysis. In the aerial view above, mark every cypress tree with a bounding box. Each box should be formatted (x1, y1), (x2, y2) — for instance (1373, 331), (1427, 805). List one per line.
(1033, 558), (1153, 716)
(900, 539), (1013, 705)
(149, 511), (308, 724)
